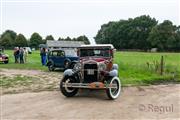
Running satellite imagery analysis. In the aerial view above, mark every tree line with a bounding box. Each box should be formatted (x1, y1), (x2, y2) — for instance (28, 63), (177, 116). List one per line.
(95, 15), (180, 51)
(0, 31), (90, 49)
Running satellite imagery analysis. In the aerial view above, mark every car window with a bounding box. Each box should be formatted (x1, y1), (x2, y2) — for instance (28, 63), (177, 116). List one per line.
(52, 51), (58, 56)
(50, 50), (65, 57)
(64, 49), (77, 57)
(57, 51), (65, 57)
(80, 49), (110, 57)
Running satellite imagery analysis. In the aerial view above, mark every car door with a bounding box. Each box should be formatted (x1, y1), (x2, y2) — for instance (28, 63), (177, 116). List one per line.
(48, 51), (58, 66)
(56, 50), (66, 67)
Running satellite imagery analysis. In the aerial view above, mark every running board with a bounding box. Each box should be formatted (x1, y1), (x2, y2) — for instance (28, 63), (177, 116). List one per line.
(62, 82), (117, 89)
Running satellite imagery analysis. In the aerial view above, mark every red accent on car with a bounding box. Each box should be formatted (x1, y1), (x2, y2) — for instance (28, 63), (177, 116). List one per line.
(80, 57), (106, 62)
(92, 58), (106, 62)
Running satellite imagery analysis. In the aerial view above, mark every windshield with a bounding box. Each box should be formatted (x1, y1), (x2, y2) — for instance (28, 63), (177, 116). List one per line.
(80, 48), (111, 57)
(65, 49), (77, 57)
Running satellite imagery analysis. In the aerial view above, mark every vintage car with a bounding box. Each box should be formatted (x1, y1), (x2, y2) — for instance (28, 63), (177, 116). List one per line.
(47, 49), (79, 71)
(60, 44), (121, 100)
(0, 50), (9, 64)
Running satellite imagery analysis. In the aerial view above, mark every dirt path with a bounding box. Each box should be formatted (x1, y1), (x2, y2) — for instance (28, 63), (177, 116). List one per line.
(0, 69), (63, 94)
(1, 84), (180, 120)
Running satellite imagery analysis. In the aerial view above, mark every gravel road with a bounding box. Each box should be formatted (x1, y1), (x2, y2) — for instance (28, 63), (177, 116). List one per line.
(1, 84), (180, 120)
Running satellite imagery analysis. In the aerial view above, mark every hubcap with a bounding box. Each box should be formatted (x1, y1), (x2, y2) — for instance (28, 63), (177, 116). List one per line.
(65, 62), (69, 68)
(65, 79), (75, 93)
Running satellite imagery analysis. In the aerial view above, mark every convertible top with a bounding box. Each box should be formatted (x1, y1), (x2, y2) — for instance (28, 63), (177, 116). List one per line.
(80, 44), (114, 49)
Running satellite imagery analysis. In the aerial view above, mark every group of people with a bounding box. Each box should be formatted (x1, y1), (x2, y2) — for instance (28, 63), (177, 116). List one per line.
(14, 47), (28, 64)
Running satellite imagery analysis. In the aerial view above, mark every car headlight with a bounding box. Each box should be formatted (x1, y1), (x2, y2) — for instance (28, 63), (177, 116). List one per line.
(73, 63), (81, 71)
(99, 63), (106, 71)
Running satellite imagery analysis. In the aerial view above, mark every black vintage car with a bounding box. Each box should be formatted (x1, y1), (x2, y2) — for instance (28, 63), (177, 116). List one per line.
(60, 44), (121, 100)
(47, 49), (79, 71)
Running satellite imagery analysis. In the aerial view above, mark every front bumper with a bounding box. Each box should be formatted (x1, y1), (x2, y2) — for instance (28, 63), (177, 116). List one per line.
(0, 58), (8, 62)
(62, 82), (117, 89)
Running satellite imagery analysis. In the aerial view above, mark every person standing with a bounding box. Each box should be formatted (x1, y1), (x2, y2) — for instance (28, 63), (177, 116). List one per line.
(40, 48), (47, 66)
(14, 47), (17, 63)
(19, 48), (24, 64)
(23, 48), (28, 63)
(14, 47), (20, 63)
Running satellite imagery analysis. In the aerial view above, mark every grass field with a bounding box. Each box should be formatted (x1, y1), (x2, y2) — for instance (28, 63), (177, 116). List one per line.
(0, 50), (180, 85)
(0, 50), (47, 71)
(115, 52), (180, 85)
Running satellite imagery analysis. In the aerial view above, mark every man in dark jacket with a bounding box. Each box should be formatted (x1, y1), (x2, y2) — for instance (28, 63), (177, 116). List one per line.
(40, 48), (47, 66)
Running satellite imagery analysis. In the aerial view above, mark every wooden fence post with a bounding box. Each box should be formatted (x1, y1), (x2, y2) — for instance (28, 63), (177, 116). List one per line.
(160, 56), (164, 75)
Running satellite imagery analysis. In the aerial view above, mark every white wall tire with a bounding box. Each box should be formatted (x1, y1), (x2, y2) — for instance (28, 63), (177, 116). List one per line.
(60, 76), (79, 97)
(106, 77), (121, 100)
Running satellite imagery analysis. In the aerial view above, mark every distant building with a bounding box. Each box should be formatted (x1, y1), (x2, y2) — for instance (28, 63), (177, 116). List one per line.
(46, 40), (84, 50)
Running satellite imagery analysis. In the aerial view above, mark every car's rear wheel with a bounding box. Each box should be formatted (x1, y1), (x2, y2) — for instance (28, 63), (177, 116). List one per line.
(48, 63), (54, 71)
(60, 76), (79, 97)
(106, 77), (121, 100)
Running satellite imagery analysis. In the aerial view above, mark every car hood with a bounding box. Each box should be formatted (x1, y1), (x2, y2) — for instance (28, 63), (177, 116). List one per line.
(80, 57), (107, 63)
(0, 54), (8, 57)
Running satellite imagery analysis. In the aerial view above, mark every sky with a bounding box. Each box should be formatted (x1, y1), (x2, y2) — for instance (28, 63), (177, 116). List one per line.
(0, 0), (179, 44)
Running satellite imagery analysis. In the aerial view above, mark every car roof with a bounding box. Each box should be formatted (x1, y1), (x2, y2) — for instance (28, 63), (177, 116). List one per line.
(49, 49), (64, 52)
(80, 44), (114, 49)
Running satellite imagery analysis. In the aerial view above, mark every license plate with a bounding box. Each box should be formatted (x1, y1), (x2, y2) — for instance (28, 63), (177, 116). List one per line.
(87, 69), (94, 75)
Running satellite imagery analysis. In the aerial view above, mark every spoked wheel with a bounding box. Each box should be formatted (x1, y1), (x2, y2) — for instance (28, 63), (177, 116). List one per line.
(60, 76), (79, 97)
(106, 77), (121, 100)
(48, 63), (54, 71)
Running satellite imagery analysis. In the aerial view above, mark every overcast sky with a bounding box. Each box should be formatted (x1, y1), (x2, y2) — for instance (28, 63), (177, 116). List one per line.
(0, 0), (179, 44)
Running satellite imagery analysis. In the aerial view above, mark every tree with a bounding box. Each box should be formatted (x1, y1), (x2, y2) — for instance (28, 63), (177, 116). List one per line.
(58, 37), (64, 41)
(15, 34), (28, 47)
(95, 15), (157, 50)
(45, 35), (54, 40)
(0, 30), (17, 41)
(44, 35), (54, 44)
(147, 20), (176, 51)
(0, 33), (13, 48)
(127, 15), (157, 49)
(29, 32), (43, 48)
(76, 35), (90, 44)
(174, 26), (180, 51)
(0, 30), (17, 48)
(65, 36), (72, 41)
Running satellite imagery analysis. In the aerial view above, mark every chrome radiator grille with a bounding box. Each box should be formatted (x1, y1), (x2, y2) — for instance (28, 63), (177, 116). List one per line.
(83, 64), (98, 83)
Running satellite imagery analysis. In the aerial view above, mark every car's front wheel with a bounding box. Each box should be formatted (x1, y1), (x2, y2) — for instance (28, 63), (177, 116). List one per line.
(63, 60), (71, 71)
(60, 76), (79, 97)
(106, 77), (121, 100)
(4, 60), (8, 64)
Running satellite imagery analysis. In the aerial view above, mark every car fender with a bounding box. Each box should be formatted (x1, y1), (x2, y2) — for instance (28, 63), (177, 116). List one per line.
(64, 69), (74, 76)
(47, 60), (54, 66)
(64, 58), (71, 64)
(109, 69), (118, 77)
(112, 64), (119, 70)
(69, 60), (78, 68)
